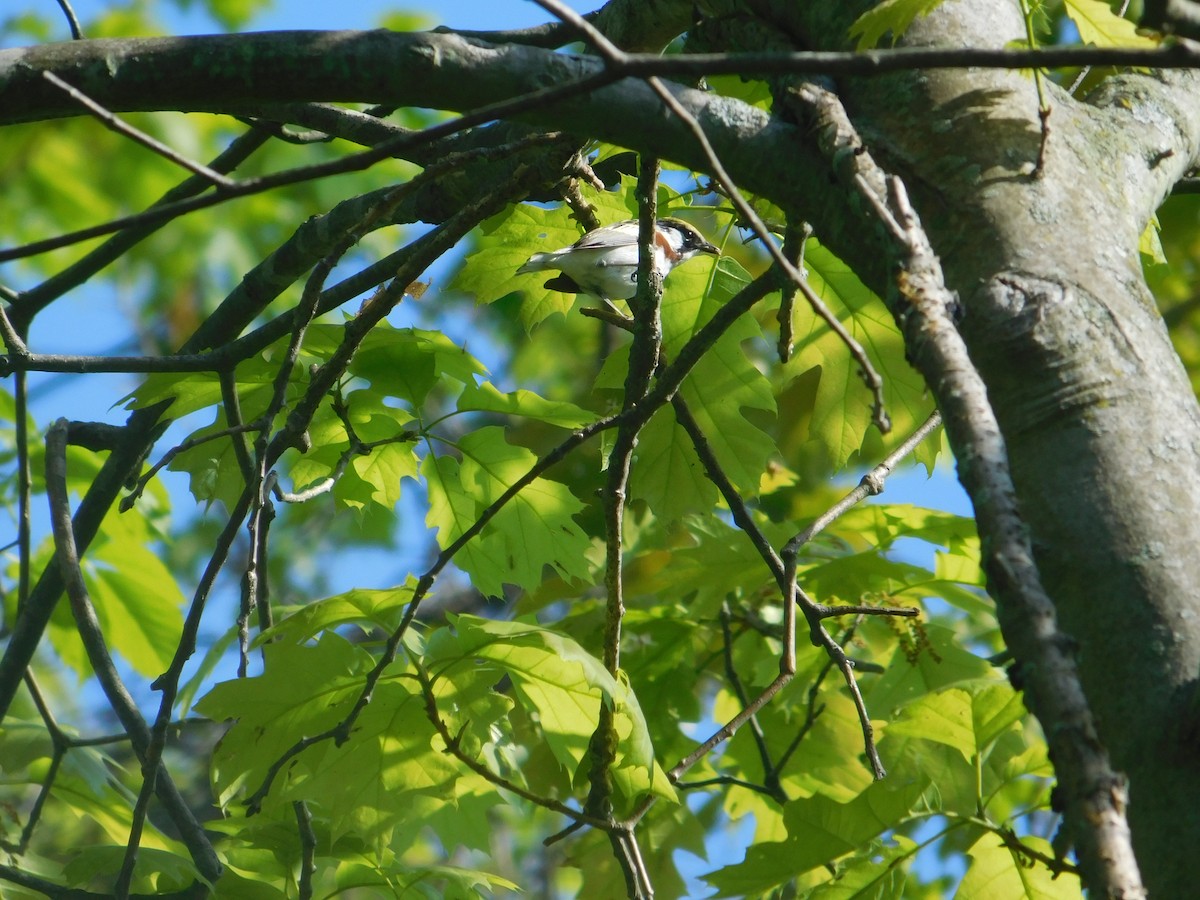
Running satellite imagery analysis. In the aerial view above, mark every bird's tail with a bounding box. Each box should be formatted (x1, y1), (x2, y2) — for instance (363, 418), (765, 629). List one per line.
(516, 253), (553, 274)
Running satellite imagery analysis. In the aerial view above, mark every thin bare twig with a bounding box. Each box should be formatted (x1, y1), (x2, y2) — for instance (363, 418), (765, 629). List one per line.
(54, 0), (84, 39)
(718, 602), (787, 803)
(777, 221), (812, 362)
(674, 774), (782, 796)
(533, 0), (891, 434)
(654, 396), (803, 777)
(219, 369), (256, 486)
(795, 79), (1143, 898)
(41, 71), (235, 188)
(238, 200), (338, 673)
(0, 304), (29, 357)
(294, 801), (317, 900)
(14, 369), (31, 617)
(1, 70), (609, 264)
(44, 420), (223, 884)
(785, 410), (943, 556)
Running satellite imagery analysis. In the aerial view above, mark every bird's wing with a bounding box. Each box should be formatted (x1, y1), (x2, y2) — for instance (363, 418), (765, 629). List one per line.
(572, 221), (641, 250)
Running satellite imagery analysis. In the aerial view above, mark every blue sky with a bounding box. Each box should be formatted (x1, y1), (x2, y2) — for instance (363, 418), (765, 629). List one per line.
(6, 0), (595, 38)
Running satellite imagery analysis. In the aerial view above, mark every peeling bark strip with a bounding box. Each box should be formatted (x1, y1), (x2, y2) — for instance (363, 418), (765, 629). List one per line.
(794, 80), (1145, 899)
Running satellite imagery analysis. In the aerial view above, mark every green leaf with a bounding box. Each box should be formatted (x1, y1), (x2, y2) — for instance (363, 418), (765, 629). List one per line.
(714, 688), (877, 805)
(450, 614), (620, 774)
(808, 835), (917, 898)
(291, 679), (463, 843)
(166, 411), (252, 510)
(262, 583), (415, 645)
(52, 772), (187, 854)
(176, 624), (240, 718)
(622, 253), (777, 519)
(784, 240), (935, 471)
(849, 0), (949, 49)
(1063, 0), (1157, 48)
(46, 505), (185, 680)
(447, 615), (669, 802)
(202, 0), (274, 31)
(196, 634), (380, 808)
(64, 846), (198, 894)
(865, 624), (995, 719)
(626, 403), (717, 520)
(705, 775), (930, 895)
(886, 688), (976, 761)
(456, 380), (598, 429)
(675, 312), (777, 487)
(972, 682), (1028, 752)
(422, 426), (592, 596)
(1140, 215), (1166, 266)
(830, 503), (977, 551)
(341, 324), (486, 407)
(285, 389), (419, 512)
(956, 832), (1083, 899)
(332, 861), (520, 898)
(125, 353), (278, 417)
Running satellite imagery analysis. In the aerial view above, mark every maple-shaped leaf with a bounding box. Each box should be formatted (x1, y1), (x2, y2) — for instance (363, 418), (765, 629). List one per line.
(783, 239), (935, 471)
(423, 427), (592, 596)
(849, 0), (949, 49)
(1064, 0), (1157, 48)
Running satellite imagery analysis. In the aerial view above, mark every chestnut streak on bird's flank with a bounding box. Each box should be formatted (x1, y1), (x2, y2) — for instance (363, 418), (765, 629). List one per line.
(517, 218), (719, 302)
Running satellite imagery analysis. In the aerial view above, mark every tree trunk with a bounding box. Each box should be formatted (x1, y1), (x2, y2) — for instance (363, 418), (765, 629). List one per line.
(792, 2), (1200, 894)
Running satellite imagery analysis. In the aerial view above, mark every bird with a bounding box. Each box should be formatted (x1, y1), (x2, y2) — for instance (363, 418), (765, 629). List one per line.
(516, 218), (719, 303)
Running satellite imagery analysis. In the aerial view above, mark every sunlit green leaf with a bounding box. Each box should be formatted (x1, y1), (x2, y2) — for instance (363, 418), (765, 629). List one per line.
(423, 427), (592, 596)
(957, 832), (1082, 899)
(783, 240), (936, 472)
(706, 775), (930, 895)
(263, 583), (415, 645)
(887, 688), (976, 761)
(446, 615), (670, 804)
(849, 0), (949, 49)
(456, 380), (598, 429)
(1063, 0), (1157, 48)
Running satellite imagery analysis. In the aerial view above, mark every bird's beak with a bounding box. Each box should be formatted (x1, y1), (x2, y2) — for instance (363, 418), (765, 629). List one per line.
(699, 239), (719, 256)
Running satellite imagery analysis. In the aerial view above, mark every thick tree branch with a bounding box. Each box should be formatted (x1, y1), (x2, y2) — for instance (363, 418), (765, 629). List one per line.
(5, 31), (1200, 129)
(1143, 0), (1200, 37)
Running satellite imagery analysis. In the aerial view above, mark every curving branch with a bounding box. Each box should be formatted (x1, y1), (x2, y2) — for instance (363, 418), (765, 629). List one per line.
(5, 29), (1197, 295)
(42, 70), (234, 186)
(44, 420), (222, 886)
(784, 411), (944, 556)
(536, 0), (890, 433)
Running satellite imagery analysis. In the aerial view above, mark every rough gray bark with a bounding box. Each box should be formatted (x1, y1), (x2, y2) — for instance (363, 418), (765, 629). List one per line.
(797, 5), (1200, 895)
(2, 0), (1199, 893)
